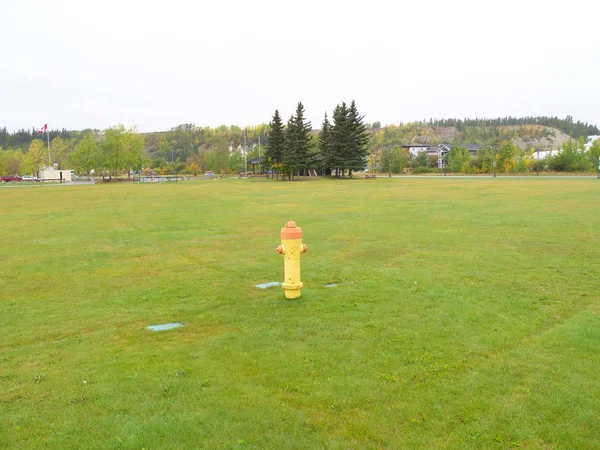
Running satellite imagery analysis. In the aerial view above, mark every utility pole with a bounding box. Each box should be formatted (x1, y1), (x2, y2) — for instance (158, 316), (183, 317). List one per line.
(47, 129), (51, 163)
(536, 148), (539, 176)
(244, 130), (248, 176)
(189, 124), (193, 166)
(491, 146), (497, 177)
(258, 136), (261, 175)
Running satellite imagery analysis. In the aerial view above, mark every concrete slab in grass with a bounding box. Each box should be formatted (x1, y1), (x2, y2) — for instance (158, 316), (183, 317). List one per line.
(147, 322), (184, 331)
(255, 281), (282, 289)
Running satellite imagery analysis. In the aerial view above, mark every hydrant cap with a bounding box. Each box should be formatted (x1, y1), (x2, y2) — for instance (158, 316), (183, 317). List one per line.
(281, 220), (302, 239)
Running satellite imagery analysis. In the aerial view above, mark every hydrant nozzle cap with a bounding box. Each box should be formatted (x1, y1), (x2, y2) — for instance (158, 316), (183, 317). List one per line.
(281, 220), (302, 239)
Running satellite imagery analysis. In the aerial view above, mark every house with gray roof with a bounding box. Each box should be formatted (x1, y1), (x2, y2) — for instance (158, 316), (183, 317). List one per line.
(436, 144), (482, 168)
(400, 143), (484, 169)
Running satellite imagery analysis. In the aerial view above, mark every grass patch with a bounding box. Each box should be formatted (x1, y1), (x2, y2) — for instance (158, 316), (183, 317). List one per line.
(1, 177), (599, 448)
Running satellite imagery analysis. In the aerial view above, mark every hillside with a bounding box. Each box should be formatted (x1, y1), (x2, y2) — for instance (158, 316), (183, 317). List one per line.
(370, 124), (573, 151)
(427, 125), (572, 150)
(507, 126), (572, 150)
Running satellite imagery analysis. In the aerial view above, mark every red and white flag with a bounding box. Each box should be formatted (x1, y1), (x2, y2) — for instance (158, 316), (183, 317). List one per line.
(38, 123), (48, 134)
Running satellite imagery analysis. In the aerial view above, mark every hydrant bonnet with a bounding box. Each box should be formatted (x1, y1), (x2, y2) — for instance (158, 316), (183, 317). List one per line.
(281, 220), (303, 239)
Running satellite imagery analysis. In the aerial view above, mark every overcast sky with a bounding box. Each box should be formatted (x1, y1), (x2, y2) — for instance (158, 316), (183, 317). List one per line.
(1, 0), (599, 133)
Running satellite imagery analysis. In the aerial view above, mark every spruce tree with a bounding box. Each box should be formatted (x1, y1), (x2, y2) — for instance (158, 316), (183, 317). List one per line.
(347, 100), (370, 178)
(265, 109), (285, 179)
(283, 116), (294, 180)
(330, 102), (350, 176)
(318, 112), (331, 171)
(283, 102), (312, 181)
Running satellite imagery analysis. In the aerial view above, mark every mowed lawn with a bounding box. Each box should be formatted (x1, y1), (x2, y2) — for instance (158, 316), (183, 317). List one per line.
(1, 177), (599, 449)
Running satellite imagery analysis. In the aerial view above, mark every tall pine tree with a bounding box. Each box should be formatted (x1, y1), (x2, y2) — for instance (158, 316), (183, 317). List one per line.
(283, 102), (312, 181)
(347, 100), (370, 178)
(318, 112), (331, 170)
(265, 109), (285, 179)
(330, 102), (350, 176)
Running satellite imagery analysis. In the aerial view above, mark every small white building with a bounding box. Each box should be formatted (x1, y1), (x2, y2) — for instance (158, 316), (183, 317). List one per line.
(39, 166), (73, 182)
(533, 150), (559, 160)
(585, 135), (600, 150)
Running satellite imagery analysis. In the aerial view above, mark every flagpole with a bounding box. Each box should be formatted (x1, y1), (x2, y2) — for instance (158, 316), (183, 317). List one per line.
(43, 124), (51, 163)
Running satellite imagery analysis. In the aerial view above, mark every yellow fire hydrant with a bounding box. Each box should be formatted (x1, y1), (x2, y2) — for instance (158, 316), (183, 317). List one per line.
(276, 220), (308, 299)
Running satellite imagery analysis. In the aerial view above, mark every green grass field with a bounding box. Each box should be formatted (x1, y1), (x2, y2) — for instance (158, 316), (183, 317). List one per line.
(1, 178), (599, 449)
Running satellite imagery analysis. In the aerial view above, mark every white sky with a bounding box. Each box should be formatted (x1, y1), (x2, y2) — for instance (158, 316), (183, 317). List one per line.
(1, 0), (598, 133)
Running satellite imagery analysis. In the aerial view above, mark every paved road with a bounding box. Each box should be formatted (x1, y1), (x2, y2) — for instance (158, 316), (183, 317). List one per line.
(0, 180), (97, 188)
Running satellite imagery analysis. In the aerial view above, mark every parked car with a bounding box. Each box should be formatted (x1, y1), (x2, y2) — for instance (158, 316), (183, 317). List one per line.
(1, 175), (22, 182)
(21, 175), (39, 182)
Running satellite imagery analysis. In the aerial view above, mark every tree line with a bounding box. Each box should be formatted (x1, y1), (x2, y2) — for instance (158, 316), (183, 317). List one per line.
(0, 127), (88, 149)
(0, 122), (272, 177)
(3, 115), (594, 153)
(426, 116), (599, 139)
(143, 123), (270, 175)
(0, 125), (144, 177)
(2, 114), (599, 177)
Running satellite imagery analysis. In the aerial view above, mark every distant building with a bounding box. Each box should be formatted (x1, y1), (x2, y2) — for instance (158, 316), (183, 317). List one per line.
(464, 144), (482, 157)
(533, 150), (559, 160)
(402, 143), (482, 169)
(437, 144), (451, 169)
(401, 145), (430, 159)
(585, 135), (600, 150)
(39, 166), (72, 182)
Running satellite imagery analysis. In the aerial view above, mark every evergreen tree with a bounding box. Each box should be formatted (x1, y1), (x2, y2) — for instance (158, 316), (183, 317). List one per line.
(318, 112), (331, 168)
(329, 103), (350, 176)
(283, 102), (312, 181)
(265, 109), (285, 179)
(346, 100), (370, 177)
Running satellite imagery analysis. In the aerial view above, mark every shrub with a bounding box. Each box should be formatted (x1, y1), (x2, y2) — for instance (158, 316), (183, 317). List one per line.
(412, 166), (430, 174)
(412, 167), (439, 174)
(548, 139), (591, 172)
